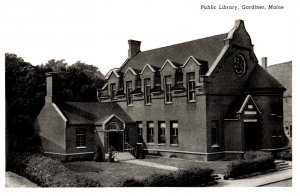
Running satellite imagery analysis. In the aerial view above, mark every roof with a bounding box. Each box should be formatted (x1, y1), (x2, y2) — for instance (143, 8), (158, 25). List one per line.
(56, 102), (133, 125)
(245, 65), (285, 90)
(267, 61), (292, 96)
(105, 68), (120, 80)
(119, 33), (227, 73)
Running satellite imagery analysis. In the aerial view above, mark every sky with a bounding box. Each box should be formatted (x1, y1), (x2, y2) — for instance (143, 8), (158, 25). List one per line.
(2, 0), (295, 75)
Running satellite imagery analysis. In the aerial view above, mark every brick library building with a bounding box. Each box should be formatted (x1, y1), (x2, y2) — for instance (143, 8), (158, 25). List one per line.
(35, 20), (288, 161)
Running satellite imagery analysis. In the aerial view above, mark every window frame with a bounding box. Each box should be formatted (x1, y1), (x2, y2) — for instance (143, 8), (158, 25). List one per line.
(137, 122), (143, 144)
(187, 72), (196, 102)
(170, 121), (179, 146)
(164, 75), (172, 104)
(158, 121), (166, 144)
(144, 79), (152, 105)
(76, 128), (87, 148)
(110, 83), (117, 100)
(147, 121), (154, 143)
(126, 81), (133, 106)
(211, 120), (220, 147)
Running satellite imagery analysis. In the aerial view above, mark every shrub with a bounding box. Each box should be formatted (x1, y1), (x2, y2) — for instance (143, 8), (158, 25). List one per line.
(119, 167), (214, 187)
(118, 179), (144, 187)
(275, 148), (292, 161)
(225, 151), (275, 178)
(7, 153), (102, 187)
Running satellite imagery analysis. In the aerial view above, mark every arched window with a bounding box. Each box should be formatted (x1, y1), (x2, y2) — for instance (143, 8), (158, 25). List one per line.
(108, 122), (120, 131)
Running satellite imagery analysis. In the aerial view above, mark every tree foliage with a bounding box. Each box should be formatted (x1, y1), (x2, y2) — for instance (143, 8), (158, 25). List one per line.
(5, 53), (105, 154)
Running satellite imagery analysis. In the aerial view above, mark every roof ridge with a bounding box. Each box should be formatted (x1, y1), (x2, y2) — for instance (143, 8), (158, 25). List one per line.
(139, 33), (227, 54)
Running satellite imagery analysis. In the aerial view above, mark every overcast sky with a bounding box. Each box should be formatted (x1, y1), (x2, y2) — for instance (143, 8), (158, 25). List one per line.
(3, 0), (295, 75)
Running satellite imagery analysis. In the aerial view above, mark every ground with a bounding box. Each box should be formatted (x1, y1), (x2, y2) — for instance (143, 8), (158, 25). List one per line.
(64, 160), (171, 186)
(144, 156), (231, 174)
(5, 172), (38, 187)
(63, 156), (231, 186)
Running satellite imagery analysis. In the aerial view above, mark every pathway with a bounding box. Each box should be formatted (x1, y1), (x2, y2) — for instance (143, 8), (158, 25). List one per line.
(5, 172), (38, 187)
(211, 168), (292, 187)
(123, 159), (179, 171)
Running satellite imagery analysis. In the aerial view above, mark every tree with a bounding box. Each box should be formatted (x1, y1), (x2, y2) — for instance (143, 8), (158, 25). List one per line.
(5, 53), (106, 155)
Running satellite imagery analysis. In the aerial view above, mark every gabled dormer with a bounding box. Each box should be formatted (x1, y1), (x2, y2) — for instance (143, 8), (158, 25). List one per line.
(105, 68), (122, 100)
(159, 60), (178, 90)
(140, 64), (157, 88)
(123, 67), (139, 91)
(181, 56), (201, 88)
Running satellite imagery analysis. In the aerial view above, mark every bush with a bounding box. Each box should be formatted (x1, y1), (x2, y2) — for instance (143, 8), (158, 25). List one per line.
(119, 167), (214, 187)
(7, 153), (102, 187)
(118, 179), (144, 187)
(275, 148), (292, 161)
(225, 151), (275, 178)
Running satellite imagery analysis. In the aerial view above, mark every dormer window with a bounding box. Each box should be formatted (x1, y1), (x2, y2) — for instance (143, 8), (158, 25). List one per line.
(126, 81), (133, 105)
(164, 76), (172, 103)
(144, 79), (152, 105)
(110, 83), (117, 100)
(187, 72), (196, 102)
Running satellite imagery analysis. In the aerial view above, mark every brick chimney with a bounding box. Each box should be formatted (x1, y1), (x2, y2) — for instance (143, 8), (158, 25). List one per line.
(261, 57), (268, 69)
(128, 39), (141, 58)
(45, 72), (58, 103)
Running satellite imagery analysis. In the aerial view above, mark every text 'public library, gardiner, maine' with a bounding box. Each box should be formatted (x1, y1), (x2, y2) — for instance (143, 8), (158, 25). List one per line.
(35, 20), (289, 161)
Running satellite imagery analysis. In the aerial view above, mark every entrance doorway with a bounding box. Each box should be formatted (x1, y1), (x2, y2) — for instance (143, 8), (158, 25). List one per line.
(244, 122), (260, 150)
(108, 132), (124, 152)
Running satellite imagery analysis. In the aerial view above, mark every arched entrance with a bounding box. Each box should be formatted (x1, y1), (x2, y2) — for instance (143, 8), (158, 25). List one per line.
(103, 115), (125, 153)
(107, 122), (124, 152)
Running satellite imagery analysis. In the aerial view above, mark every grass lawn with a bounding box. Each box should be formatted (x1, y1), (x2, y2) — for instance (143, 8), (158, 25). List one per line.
(64, 157), (232, 186)
(143, 156), (232, 174)
(64, 161), (171, 187)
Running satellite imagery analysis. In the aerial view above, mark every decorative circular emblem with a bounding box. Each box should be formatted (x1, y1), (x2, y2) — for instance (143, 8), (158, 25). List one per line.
(233, 54), (247, 76)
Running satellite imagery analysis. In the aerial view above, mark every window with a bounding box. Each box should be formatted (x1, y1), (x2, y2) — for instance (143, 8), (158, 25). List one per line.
(144, 79), (152, 105)
(164, 76), (172, 103)
(211, 120), (219, 146)
(158, 122), (166, 144)
(126, 81), (133, 105)
(187, 73), (196, 102)
(110, 83), (117, 100)
(271, 102), (283, 117)
(147, 122), (154, 143)
(137, 122), (143, 143)
(76, 128), (86, 147)
(170, 121), (178, 145)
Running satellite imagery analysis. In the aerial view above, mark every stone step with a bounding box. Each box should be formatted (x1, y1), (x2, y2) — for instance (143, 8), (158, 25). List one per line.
(276, 162), (289, 167)
(274, 160), (285, 164)
(212, 174), (224, 181)
(277, 166), (292, 171)
(114, 152), (135, 161)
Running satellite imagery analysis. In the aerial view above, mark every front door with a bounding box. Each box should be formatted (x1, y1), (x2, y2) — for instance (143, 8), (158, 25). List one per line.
(244, 122), (260, 150)
(108, 132), (124, 152)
